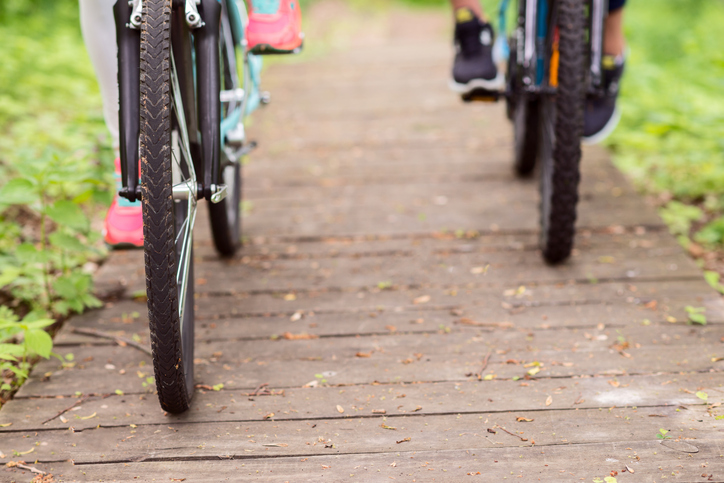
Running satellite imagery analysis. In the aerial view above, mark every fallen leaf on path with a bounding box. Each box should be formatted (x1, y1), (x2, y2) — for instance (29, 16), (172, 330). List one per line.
(470, 265), (490, 275)
(457, 317), (513, 328)
(0, 423), (11, 428)
(281, 332), (318, 340)
(263, 413), (274, 420)
(625, 465), (634, 474)
(372, 409), (386, 414)
(262, 443), (288, 447)
(283, 293), (296, 301)
(516, 417), (534, 422)
(396, 437), (411, 444)
(381, 423), (397, 430)
(356, 352), (372, 358)
(503, 286), (526, 297)
(336, 405), (344, 414)
(290, 311), (303, 322)
(545, 396), (553, 406)
(413, 406), (422, 412)
(608, 380), (620, 388)
(413, 295), (430, 304)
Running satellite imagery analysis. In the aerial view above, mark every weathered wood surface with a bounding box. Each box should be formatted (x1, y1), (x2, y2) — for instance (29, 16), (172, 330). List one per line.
(3, 3), (724, 481)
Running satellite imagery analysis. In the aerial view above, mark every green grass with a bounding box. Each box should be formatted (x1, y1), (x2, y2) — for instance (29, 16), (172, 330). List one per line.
(0, 0), (113, 194)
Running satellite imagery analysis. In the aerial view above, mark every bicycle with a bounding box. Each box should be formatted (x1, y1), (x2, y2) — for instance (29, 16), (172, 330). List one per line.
(114, 0), (267, 413)
(464, 0), (609, 263)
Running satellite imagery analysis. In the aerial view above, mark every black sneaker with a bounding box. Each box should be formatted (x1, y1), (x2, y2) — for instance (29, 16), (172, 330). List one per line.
(582, 55), (625, 144)
(449, 8), (504, 93)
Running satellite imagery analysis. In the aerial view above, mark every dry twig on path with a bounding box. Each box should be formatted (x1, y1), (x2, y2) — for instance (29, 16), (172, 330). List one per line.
(493, 424), (528, 442)
(41, 393), (112, 425)
(41, 396), (88, 425)
(466, 351), (492, 381)
(6, 460), (46, 475)
(70, 327), (152, 356)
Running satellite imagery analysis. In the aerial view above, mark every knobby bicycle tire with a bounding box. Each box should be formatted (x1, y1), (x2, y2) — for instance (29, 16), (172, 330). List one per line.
(208, 18), (243, 257)
(140, 0), (195, 413)
(208, 160), (242, 257)
(508, 36), (539, 177)
(513, 96), (540, 177)
(538, 0), (585, 264)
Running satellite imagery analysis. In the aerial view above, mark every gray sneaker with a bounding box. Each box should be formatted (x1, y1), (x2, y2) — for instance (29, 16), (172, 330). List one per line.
(582, 55), (625, 144)
(449, 9), (504, 93)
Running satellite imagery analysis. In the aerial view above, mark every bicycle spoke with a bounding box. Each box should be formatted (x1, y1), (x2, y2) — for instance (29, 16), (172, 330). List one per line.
(170, 47), (197, 324)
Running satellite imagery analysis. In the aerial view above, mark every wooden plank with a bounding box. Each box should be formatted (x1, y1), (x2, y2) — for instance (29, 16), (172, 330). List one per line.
(94, 230), (682, 298)
(1, 372), (714, 432)
(17, 320), (724, 397)
(187, 279), (723, 318)
(0, 405), (717, 464)
(55, 297), (705, 347)
(9, 441), (724, 483)
(193, 245), (698, 294)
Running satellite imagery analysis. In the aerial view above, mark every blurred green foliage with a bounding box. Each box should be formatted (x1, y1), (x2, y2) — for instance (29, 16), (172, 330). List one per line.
(606, 0), (724, 246)
(0, 0), (113, 186)
(0, 0), (110, 385)
(0, 0), (113, 326)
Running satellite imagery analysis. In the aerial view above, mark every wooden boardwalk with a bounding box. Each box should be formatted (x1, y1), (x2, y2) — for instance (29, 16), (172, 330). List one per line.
(3, 4), (724, 481)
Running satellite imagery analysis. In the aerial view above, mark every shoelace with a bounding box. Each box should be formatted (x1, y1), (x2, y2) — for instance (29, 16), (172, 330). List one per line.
(251, 0), (280, 15)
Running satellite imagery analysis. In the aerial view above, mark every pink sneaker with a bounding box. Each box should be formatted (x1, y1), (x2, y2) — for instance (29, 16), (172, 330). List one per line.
(103, 158), (143, 248)
(246, 0), (303, 54)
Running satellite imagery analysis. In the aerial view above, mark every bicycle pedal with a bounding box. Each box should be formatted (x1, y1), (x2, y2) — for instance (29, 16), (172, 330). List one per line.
(461, 88), (501, 103)
(224, 140), (258, 162)
(226, 123), (246, 145)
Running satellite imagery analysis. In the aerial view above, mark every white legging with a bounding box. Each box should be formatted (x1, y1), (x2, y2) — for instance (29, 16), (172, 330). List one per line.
(79, 0), (119, 147)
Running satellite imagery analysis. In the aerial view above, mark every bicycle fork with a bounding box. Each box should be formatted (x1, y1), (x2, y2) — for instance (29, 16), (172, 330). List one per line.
(115, 0), (224, 203)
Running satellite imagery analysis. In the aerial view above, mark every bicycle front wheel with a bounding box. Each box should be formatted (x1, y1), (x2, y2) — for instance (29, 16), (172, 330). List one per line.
(538, 0), (585, 263)
(140, 0), (197, 413)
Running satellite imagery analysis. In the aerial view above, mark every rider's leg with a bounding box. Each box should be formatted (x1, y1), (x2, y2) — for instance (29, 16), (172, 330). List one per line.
(604, 6), (625, 56)
(79, 0), (118, 148)
(582, 2), (626, 144)
(246, 0), (303, 54)
(79, 0), (144, 247)
(448, 0), (504, 93)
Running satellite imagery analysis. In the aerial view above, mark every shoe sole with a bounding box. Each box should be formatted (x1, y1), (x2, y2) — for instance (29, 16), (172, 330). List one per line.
(582, 106), (621, 146)
(448, 74), (505, 94)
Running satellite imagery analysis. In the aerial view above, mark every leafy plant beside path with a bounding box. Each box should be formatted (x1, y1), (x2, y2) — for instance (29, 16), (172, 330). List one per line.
(0, 0), (112, 404)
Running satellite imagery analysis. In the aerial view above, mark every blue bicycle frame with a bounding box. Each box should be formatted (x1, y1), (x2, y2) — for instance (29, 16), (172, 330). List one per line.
(499, 0), (608, 94)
